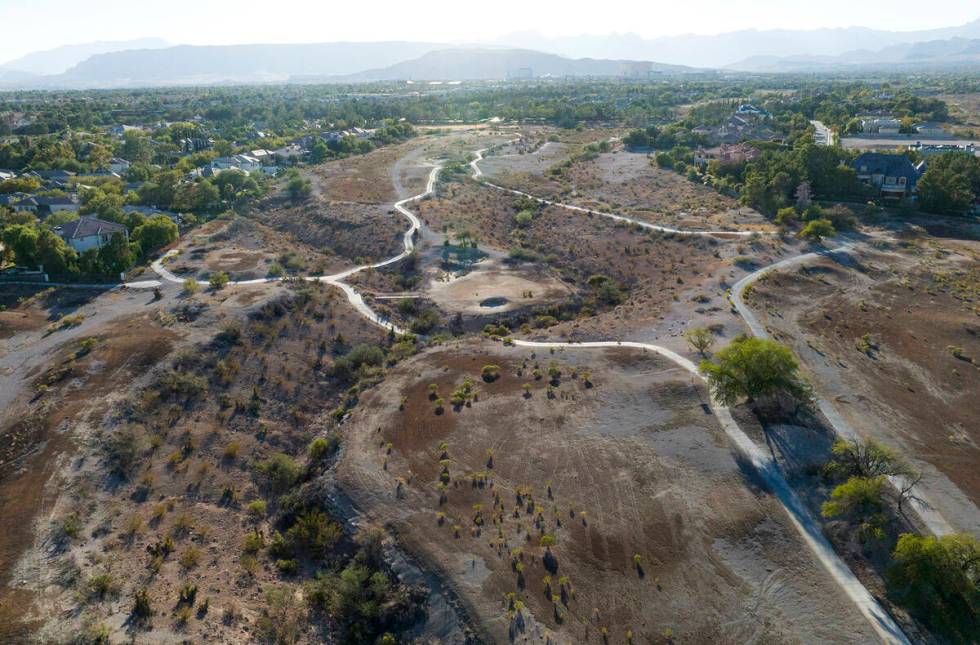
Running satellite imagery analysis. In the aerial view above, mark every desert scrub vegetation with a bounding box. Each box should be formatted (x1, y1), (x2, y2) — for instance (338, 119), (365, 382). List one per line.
(80, 282), (439, 641)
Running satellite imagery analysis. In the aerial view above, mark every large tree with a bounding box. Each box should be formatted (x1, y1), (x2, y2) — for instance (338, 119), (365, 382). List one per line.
(132, 215), (179, 256)
(699, 337), (812, 413)
(888, 533), (980, 642)
(917, 152), (980, 216)
(1, 223), (39, 266)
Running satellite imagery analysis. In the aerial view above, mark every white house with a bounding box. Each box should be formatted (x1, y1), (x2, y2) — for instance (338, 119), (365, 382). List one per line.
(54, 215), (129, 253)
(861, 117), (902, 135)
(108, 157), (131, 174)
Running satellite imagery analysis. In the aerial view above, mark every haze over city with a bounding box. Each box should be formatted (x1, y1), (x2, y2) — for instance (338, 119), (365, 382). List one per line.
(2, 0), (979, 62)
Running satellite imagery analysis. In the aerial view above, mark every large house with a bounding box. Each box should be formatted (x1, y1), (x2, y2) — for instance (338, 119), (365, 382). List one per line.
(860, 117), (901, 135)
(36, 195), (80, 216)
(693, 115), (779, 145)
(851, 152), (922, 200)
(695, 143), (760, 167)
(54, 215), (128, 253)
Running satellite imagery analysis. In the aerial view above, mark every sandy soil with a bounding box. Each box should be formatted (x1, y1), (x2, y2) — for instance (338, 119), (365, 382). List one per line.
(427, 260), (573, 315)
(338, 340), (879, 644)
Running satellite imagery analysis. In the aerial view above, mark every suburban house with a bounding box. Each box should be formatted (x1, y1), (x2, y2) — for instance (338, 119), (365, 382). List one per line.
(54, 215), (129, 253)
(860, 117), (901, 135)
(693, 115), (779, 144)
(209, 154), (262, 174)
(28, 169), (76, 182)
(107, 157), (131, 174)
(9, 195), (39, 213)
(36, 195), (80, 215)
(913, 122), (946, 136)
(0, 169), (16, 181)
(735, 104), (772, 120)
(694, 143), (760, 166)
(851, 152), (922, 200)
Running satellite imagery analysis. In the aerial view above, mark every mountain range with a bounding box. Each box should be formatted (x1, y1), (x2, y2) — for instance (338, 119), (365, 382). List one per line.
(496, 19), (980, 68)
(0, 38), (169, 77)
(0, 17), (978, 89)
(728, 37), (980, 72)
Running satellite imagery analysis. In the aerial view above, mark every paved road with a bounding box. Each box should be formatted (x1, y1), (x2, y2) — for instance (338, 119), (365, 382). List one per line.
(810, 120), (834, 146)
(731, 244), (956, 539)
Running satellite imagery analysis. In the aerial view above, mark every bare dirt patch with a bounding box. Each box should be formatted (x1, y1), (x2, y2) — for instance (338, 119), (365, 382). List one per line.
(427, 260), (573, 315)
(338, 340), (878, 644)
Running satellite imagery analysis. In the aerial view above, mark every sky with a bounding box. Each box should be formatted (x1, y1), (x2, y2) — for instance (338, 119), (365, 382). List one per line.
(1, 0), (978, 62)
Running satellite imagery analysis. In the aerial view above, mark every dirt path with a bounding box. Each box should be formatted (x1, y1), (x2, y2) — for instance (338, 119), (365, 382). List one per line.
(126, 136), (908, 641)
(470, 143), (762, 237)
(731, 242), (965, 539)
(283, 141), (908, 643)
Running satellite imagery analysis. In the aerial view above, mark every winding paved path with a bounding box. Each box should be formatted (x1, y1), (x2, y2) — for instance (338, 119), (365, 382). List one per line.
(141, 141), (907, 642)
(731, 245), (956, 539)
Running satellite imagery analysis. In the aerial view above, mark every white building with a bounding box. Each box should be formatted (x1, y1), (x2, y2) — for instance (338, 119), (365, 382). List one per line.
(54, 215), (129, 253)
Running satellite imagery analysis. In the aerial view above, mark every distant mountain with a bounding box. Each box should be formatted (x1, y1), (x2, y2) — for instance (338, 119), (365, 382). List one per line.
(728, 37), (980, 72)
(497, 18), (980, 68)
(0, 38), (170, 75)
(330, 48), (689, 81)
(50, 42), (449, 87)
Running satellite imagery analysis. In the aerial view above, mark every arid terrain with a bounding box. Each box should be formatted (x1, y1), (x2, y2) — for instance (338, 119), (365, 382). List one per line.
(745, 230), (980, 535)
(1, 122), (976, 645)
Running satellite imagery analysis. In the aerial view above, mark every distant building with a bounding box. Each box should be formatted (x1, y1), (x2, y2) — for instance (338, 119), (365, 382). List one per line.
(735, 104), (772, 120)
(36, 195), (80, 216)
(913, 122), (946, 136)
(695, 143), (760, 166)
(107, 158), (131, 174)
(860, 117), (902, 135)
(908, 142), (978, 157)
(54, 215), (129, 253)
(851, 152), (922, 200)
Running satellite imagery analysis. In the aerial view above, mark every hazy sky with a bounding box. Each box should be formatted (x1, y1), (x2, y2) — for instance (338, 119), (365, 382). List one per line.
(1, 0), (978, 62)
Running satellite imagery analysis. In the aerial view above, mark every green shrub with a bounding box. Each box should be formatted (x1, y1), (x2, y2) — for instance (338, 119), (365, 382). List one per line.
(209, 271), (230, 290)
(254, 453), (302, 493)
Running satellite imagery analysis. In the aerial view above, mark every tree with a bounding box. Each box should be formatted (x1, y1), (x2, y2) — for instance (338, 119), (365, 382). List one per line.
(287, 175), (312, 202)
(774, 206), (798, 228)
(820, 475), (885, 519)
(209, 271), (230, 290)
(132, 215), (178, 256)
(37, 228), (78, 276)
(887, 533), (979, 642)
(916, 152), (980, 215)
(310, 139), (330, 163)
(683, 327), (715, 356)
(699, 337), (813, 413)
(1, 223), (39, 266)
(94, 232), (132, 276)
(824, 438), (912, 480)
(799, 218), (835, 242)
